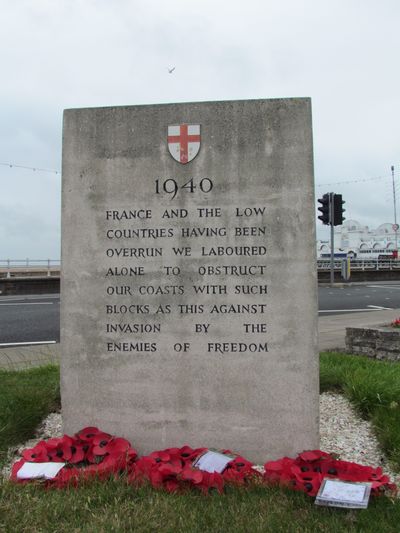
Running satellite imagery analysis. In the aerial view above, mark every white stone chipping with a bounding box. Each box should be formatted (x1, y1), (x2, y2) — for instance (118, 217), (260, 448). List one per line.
(319, 392), (400, 487)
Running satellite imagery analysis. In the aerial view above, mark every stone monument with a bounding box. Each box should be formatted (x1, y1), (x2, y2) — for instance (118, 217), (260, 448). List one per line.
(61, 98), (318, 462)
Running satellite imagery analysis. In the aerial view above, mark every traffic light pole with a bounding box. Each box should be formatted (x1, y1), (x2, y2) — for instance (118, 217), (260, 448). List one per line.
(329, 192), (335, 285)
(318, 191), (345, 285)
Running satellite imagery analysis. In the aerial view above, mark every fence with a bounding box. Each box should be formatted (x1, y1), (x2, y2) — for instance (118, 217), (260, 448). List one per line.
(1, 258), (400, 278)
(0, 259), (60, 278)
(317, 259), (400, 271)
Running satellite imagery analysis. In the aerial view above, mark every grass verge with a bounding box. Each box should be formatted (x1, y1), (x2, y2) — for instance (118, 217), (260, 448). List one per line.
(0, 356), (400, 532)
(0, 364), (60, 465)
(1, 478), (400, 533)
(320, 351), (400, 469)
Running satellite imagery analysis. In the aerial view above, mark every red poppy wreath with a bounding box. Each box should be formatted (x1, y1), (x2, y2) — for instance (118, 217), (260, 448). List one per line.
(11, 426), (137, 488)
(264, 450), (397, 497)
(10, 431), (397, 498)
(128, 446), (261, 493)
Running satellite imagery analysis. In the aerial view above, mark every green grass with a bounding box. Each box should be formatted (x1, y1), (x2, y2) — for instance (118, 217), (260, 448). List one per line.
(1, 356), (400, 532)
(0, 364), (60, 465)
(1, 478), (400, 533)
(320, 352), (400, 468)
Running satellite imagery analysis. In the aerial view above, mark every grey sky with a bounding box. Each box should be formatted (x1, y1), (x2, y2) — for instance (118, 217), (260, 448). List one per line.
(0, 0), (399, 258)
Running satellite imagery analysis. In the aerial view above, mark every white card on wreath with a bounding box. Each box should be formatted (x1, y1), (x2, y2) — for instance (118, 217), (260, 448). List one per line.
(193, 451), (233, 473)
(16, 462), (66, 480)
(315, 479), (372, 509)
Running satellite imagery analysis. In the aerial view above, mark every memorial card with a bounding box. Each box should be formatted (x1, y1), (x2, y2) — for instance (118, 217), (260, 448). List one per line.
(315, 479), (372, 509)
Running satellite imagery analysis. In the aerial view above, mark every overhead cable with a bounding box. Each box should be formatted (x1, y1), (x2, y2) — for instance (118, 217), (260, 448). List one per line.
(0, 162), (60, 174)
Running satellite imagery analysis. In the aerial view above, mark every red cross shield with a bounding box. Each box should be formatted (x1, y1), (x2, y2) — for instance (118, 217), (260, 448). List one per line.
(167, 124), (201, 164)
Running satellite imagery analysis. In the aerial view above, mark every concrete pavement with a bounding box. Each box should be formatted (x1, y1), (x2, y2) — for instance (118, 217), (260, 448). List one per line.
(0, 343), (60, 370)
(0, 308), (399, 369)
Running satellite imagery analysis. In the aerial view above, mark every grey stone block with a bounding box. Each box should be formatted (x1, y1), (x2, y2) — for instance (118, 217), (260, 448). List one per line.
(61, 98), (318, 462)
(346, 325), (400, 361)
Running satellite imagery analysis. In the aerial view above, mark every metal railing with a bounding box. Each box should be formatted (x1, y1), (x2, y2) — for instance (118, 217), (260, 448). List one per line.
(317, 259), (400, 271)
(0, 259), (60, 278)
(1, 258), (400, 278)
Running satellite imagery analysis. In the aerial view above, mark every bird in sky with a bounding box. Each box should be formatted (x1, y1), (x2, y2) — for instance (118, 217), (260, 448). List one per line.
(167, 67), (176, 74)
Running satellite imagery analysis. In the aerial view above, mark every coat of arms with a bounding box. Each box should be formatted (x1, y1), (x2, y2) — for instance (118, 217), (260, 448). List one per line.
(167, 124), (201, 164)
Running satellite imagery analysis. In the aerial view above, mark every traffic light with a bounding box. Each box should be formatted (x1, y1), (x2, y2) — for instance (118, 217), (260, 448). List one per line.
(333, 194), (345, 226)
(318, 193), (330, 225)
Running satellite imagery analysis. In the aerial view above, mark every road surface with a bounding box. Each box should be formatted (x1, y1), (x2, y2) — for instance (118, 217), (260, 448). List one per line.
(1, 282), (400, 344)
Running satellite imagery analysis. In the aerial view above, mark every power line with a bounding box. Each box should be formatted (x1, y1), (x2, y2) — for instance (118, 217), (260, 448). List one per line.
(316, 175), (390, 187)
(0, 162), (60, 175)
(0, 160), (395, 187)
(318, 174), (391, 187)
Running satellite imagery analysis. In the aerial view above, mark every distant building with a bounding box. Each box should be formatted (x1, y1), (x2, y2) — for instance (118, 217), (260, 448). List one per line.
(317, 220), (398, 258)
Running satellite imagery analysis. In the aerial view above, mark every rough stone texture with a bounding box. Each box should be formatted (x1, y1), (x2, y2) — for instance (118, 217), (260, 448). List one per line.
(61, 98), (318, 463)
(346, 326), (400, 361)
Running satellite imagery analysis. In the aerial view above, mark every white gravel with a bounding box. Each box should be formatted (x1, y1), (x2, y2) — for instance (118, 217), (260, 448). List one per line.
(320, 391), (400, 487)
(2, 393), (399, 488)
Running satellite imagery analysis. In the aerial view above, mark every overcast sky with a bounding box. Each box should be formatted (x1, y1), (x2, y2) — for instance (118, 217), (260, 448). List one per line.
(0, 0), (399, 259)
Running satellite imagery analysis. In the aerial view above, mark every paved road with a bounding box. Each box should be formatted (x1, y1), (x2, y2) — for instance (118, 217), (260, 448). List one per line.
(319, 281), (400, 315)
(1, 283), (400, 344)
(0, 294), (60, 345)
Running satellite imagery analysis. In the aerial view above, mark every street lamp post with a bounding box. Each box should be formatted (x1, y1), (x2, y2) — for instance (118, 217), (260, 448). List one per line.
(392, 165), (398, 256)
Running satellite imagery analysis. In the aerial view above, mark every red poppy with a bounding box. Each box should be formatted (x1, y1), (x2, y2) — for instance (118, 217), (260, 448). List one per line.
(178, 445), (194, 459)
(91, 433), (113, 455)
(292, 466), (323, 496)
(22, 443), (48, 462)
(198, 471), (224, 494)
(222, 468), (247, 485)
(177, 445), (207, 464)
(228, 456), (254, 471)
(107, 437), (132, 455)
(86, 455), (122, 476)
(146, 461), (183, 492)
(75, 427), (102, 441)
(149, 467), (180, 492)
(59, 453), (126, 487)
(158, 462), (182, 477)
(129, 456), (156, 484)
(264, 457), (296, 485)
(149, 450), (173, 463)
(163, 447), (181, 457)
(69, 443), (86, 464)
(181, 466), (203, 484)
(45, 436), (74, 462)
(55, 467), (79, 487)
(298, 450), (330, 462)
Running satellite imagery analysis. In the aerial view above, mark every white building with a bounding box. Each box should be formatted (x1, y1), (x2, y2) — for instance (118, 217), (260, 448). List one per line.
(317, 220), (398, 258)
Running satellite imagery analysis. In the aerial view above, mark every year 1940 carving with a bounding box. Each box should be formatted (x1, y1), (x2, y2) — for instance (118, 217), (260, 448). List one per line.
(155, 177), (213, 199)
